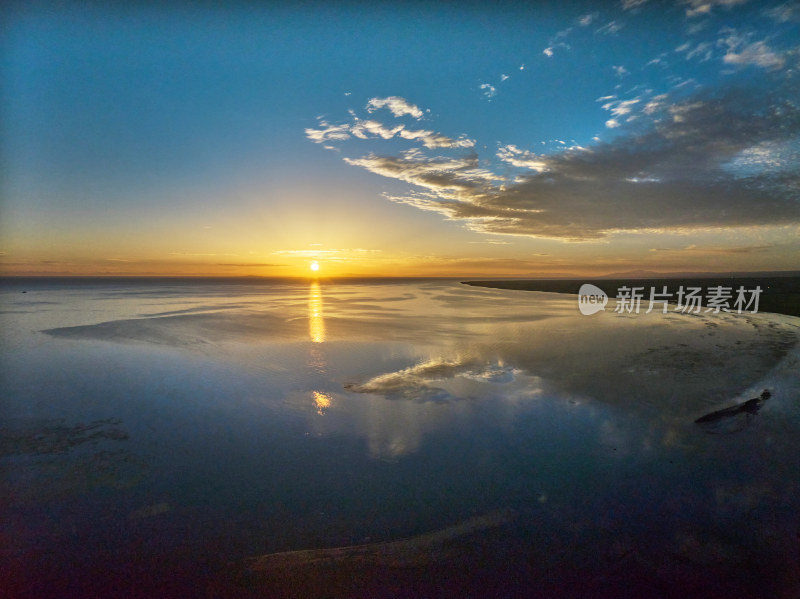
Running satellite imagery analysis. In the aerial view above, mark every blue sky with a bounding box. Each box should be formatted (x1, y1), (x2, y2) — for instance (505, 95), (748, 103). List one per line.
(2, 0), (799, 276)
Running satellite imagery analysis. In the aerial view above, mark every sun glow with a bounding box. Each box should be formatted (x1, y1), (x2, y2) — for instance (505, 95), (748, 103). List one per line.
(310, 261), (319, 271)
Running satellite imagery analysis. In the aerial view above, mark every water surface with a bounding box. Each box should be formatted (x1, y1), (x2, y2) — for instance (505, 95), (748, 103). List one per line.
(2, 278), (799, 597)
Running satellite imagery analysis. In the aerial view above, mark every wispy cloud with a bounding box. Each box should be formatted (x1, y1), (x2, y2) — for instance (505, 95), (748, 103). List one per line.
(497, 145), (548, 171)
(273, 249), (340, 256)
(543, 21), (576, 57)
(273, 248), (380, 255)
(650, 244), (773, 255)
(351, 120), (403, 140)
(597, 20), (624, 35)
(765, 2), (799, 22)
(398, 127), (475, 149)
(366, 96), (423, 119)
(720, 34), (786, 70)
(612, 65), (629, 77)
(344, 149), (498, 195)
(305, 121), (351, 143)
(683, 0), (749, 18)
(676, 41), (715, 61)
(217, 263), (284, 267)
(622, 0), (649, 9)
(272, 248), (381, 262)
(313, 84), (800, 241)
(479, 83), (497, 100)
(168, 252), (234, 257)
(601, 97), (640, 118)
(643, 94), (668, 113)
(306, 98), (474, 149)
(468, 239), (511, 245)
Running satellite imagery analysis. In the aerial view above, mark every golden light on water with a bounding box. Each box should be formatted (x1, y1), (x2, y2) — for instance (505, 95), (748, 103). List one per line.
(308, 281), (325, 343)
(313, 391), (332, 415)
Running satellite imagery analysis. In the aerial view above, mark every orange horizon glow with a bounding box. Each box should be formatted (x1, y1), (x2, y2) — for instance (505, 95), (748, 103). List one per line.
(2, 235), (799, 279)
(2, 260), (798, 279)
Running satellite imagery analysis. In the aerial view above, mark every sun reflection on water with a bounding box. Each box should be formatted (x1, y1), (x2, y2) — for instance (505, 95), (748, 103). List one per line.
(313, 391), (332, 415)
(308, 281), (325, 343)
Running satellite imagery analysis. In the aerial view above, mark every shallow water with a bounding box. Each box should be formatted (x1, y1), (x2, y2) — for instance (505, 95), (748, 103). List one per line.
(2, 279), (799, 597)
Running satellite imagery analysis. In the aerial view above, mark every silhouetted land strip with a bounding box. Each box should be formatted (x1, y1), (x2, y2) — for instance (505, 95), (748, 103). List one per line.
(695, 390), (771, 424)
(463, 276), (800, 318)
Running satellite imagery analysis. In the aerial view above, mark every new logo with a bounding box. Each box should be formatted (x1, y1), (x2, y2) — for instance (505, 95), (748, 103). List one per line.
(578, 283), (608, 315)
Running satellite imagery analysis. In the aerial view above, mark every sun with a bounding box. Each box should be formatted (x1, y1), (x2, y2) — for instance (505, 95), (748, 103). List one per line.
(310, 261), (320, 272)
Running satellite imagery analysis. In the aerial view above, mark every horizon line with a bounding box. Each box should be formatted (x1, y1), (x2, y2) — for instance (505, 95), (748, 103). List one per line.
(2, 270), (799, 281)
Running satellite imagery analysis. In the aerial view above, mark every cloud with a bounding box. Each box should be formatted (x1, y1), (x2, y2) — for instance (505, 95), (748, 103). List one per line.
(765, 3), (798, 22)
(612, 65), (629, 77)
(605, 118), (621, 128)
(676, 41), (714, 62)
(683, 0), (748, 18)
(497, 145), (548, 171)
(643, 94), (668, 114)
(351, 119), (404, 140)
(479, 83), (497, 99)
(650, 244), (773, 255)
(578, 13), (598, 26)
(597, 20), (624, 35)
(366, 96), (424, 119)
(273, 248), (380, 256)
(543, 23), (574, 57)
(722, 39), (785, 70)
(601, 97), (640, 117)
(398, 128), (475, 149)
(305, 121), (351, 143)
(328, 84), (800, 241)
(344, 149), (497, 195)
(622, 0), (649, 9)
(273, 249), (339, 256)
(724, 140), (797, 174)
(305, 107), (474, 149)
(217, 263), (284, 267)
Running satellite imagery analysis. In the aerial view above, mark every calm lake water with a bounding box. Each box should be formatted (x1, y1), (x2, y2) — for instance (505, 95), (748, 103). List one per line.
(2, 278), (799, 598)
